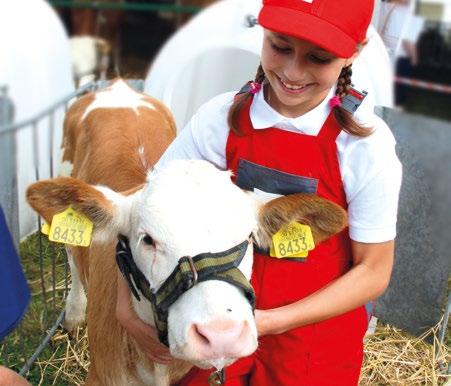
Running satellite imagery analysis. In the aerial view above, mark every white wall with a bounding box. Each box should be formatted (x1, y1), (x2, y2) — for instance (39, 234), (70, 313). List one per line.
(0, 0), (75, 238)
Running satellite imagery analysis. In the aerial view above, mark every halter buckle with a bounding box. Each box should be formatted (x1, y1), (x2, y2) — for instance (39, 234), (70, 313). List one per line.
(208, 369), (226, 385)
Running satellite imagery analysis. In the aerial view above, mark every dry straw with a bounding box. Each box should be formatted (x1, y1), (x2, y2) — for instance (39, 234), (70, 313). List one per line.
(35, 320), (449, 385)
(36, 327), (89, 386)
(360, 320), (450, 385)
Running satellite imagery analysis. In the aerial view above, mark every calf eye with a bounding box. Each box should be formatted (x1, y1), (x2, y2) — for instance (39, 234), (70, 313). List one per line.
(142, 234), (153, 245)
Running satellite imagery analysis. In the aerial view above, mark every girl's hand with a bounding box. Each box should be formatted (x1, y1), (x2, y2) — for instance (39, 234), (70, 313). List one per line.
(116, 273), (173, 364)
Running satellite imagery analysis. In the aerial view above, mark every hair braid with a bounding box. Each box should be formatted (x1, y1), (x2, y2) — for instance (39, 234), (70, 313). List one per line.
(254, 64), (266, 84)
(336, 65), (353, 99)
(333, 64), (372, 137)
(228, 64), (266, 135)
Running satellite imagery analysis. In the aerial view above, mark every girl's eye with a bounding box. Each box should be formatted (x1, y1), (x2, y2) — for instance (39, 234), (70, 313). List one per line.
(308, 54), (333, 64)
(271, 43), (292, 54)
(142, 234), (153, 245)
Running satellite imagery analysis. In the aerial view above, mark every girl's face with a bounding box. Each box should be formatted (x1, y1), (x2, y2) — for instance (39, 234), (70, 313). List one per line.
(261, 30), (358, 118)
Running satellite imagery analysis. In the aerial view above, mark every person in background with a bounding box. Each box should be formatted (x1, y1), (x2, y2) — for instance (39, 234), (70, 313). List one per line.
(116, 0), (402, 385)
(377, 0), (425, 106)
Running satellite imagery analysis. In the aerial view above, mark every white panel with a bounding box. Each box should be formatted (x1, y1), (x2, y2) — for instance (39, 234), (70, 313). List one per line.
(0, 0), (75, 238)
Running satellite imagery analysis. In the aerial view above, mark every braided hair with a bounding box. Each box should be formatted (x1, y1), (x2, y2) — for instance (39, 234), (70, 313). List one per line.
(332, 65), (372, 137)
(227, 64), (372, 137)
(228, 64), (265, 136)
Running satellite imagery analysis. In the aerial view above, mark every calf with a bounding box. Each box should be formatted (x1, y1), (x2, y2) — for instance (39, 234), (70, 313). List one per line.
(68, 0), (123, 85)
(27, 81), (347, 385)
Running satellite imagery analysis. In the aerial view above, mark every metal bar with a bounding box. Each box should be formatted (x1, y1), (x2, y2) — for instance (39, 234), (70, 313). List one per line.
(0, 82), (94, 134)
(51, 240), (57, 319)
(48, 111), (58, 319)
(32, 119), (50, 332)
(37, 222), (49, 332)
(49, 111), (55, 179)
(49, 0), (201, 14)
(0, 86), (20, 248)
(18, 309), (66, 376)
(438, 293), (450, 345)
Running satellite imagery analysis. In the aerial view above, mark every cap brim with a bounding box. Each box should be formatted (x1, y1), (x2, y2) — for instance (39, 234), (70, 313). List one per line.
(258, 6), (357, 58)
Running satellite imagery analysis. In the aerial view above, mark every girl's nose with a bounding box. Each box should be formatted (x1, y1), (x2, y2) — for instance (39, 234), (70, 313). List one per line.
(282, 57), (307, 84)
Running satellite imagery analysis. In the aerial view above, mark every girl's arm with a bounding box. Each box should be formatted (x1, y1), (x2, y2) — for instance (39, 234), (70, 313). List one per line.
(256, 240), (394, 335)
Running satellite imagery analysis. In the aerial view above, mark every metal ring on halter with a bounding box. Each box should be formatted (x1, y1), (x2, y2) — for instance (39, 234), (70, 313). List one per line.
(186, 256), (198, 286)
(208, 369), (226, 385)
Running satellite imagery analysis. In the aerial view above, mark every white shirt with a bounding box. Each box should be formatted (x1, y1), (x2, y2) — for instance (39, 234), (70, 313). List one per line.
(155, 88), (402, 243)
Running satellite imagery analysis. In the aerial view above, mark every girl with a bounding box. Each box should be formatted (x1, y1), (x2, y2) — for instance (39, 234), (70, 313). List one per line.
(116, 0), (402, 384)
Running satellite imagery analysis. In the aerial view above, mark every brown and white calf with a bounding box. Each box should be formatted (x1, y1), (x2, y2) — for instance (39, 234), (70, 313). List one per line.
(27, 80), (347, 385)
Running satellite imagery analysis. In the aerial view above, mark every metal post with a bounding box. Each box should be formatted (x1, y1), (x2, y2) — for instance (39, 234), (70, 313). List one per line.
(0, 85), (19, 248)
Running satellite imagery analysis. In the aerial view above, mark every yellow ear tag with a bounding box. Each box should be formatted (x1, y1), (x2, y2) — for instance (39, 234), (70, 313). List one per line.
(270, 222), (315, 259)
(48, 207), (93, 247)
(41, 221), (50, 236)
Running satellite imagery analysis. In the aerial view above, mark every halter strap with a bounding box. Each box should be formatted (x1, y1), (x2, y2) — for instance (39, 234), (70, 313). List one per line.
(116, 236), (255, 346)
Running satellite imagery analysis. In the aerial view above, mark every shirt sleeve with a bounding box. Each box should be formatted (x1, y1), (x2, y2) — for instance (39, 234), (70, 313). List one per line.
(341, 115), (403, 243)
(348, 159), (402, 242)
(153, 92), (235, 173)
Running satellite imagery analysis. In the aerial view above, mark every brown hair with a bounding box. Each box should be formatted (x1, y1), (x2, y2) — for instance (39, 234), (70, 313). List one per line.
(227, 64), (372, 137)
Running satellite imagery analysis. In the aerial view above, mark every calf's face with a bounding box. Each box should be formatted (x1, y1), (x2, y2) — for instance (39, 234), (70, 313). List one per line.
(27, 159), (347, 371)
(126, 160), (258, 369)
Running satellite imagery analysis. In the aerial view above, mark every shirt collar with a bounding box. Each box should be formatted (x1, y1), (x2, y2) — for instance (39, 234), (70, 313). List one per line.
(249, 86), (335, 136)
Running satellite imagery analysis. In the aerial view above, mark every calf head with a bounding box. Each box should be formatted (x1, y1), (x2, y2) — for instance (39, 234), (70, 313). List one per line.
(27, 160), (346, 371)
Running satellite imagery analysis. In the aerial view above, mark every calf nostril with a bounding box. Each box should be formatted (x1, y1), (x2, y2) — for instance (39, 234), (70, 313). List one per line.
(194, 324), (211, 346)
(226, 308), (232, 313)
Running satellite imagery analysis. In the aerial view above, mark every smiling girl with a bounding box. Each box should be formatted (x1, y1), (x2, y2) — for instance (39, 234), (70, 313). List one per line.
(116, 0), (402, 385)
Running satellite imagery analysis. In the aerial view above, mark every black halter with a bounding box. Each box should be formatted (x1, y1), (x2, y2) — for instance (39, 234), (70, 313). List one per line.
(115, 235), (255, 347)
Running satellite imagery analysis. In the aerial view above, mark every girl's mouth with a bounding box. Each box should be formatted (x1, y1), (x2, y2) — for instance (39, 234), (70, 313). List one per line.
(277, 75), (312, 94)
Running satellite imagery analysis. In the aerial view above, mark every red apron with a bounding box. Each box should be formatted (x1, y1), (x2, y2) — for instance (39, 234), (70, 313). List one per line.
(177, 96), (368, 386)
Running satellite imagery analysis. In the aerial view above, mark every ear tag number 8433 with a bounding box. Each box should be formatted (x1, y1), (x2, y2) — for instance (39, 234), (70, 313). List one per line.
(48, 207), (93, 247)
(270, 222), (315, 259)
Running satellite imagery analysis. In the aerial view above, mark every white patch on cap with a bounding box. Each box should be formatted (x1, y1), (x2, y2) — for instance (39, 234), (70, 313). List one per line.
(301, 0), (314, 3)
(81, 79), (155, 121)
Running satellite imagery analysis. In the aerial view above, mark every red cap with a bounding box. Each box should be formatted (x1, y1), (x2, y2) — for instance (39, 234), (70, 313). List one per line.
(258, 0), (374, 58)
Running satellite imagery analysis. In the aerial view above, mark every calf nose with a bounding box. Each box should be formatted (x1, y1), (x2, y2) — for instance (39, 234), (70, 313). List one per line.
(189, 319), (253, 359)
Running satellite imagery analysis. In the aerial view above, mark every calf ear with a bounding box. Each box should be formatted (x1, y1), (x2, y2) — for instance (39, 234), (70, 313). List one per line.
(26, 177), (130, 240)
(255, 193), (347, 249)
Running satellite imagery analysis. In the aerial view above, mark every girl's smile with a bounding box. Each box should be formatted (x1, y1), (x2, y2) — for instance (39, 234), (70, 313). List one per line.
(275, 74), (314, 94)
(261, 30), (359, 118)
